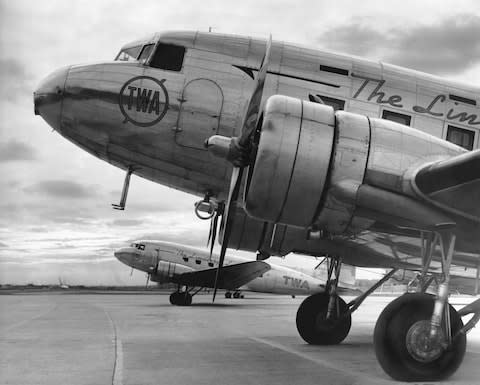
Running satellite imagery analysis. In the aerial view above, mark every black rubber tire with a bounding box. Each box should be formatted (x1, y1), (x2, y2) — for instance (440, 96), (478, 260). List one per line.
(225, 292), (232, 299)
(169, 292), (179, 305)
(233, 292), (240, 299)
(296, 292), (352, 345)
(178, 293), (192, 306)
(374, 293), (466, 382)
(170, 292), (192, 306)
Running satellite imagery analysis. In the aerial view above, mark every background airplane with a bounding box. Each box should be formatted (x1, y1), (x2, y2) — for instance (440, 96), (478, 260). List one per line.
(114, 240), (358, 305)
(34, 31), (480, 381)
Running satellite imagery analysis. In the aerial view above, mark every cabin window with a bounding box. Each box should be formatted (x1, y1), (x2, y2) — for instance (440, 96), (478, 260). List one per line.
(149, 43), (185, 71)
(446, 125), (474, 150)
(382, 109), (411, 126)
(195, 259), (202, 265)
(319, 65), (349, 76)
(449, 94), (476, 106)
(138, 44), (155, 62)
(208, 262), (214, 267)
(115, 45), (142, 61)
(309, 94), (345, 111)
(182, 257), (189, 262)
(138, 244), (145, 251)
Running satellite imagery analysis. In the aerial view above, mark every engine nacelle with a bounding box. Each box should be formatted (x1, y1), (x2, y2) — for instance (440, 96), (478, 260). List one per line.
(150, 260), (194, 283)
(245, 95), (371, 234)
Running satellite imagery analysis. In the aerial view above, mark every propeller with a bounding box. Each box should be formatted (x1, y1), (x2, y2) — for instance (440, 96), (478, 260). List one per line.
(209, 35), (273, 301)
(207, 206), (221, 261)
(145, 273), (150, 289)
(146, 251), (160, 289)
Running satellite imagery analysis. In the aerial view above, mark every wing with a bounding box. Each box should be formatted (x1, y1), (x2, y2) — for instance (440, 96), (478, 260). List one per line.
(413, 150), (480, 222)
(172, 261), (271, 290)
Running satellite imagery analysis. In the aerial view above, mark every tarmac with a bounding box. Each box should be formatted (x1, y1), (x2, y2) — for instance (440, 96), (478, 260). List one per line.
(1, 292), (479, 385)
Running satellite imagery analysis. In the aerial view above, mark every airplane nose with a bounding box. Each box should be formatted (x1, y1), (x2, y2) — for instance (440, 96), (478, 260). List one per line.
(114, 249), (133, 267)
(34, 66), (70, 130)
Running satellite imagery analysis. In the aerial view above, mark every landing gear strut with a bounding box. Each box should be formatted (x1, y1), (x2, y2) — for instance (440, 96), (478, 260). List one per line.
(374, 229), (471, 381)
(169, 285), (203, 306)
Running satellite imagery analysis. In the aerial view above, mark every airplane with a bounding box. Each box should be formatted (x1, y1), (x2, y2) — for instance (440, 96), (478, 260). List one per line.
(113, 240), (357, 305)
(33, 30), (480, 381)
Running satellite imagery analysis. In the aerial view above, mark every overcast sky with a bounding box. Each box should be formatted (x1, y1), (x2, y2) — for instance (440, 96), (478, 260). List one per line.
(1, 0), (479, 285)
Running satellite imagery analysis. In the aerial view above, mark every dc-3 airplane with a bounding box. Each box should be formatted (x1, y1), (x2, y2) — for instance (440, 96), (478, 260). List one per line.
(34, 31), (480, 381)
(114, 240), (357, 305)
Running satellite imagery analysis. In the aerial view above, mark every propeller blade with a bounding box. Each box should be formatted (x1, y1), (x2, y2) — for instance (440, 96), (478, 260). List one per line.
(212, 167), (243, 301)
(145, 273), (150, 289)
(208, 211), (219, 261)
(238, 34), (272, 148)
(211, 36), (272, 301)
(207, 217), (214, 247)
(207, 35), (272, 168)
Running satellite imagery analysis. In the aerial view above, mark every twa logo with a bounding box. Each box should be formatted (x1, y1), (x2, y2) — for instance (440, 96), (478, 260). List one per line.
(119, 76), (169, 127)
(283, 275), (310, 290)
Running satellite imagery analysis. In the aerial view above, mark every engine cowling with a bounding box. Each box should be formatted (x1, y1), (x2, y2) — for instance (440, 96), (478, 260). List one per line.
(245, 95), (371, 234)
(150, 260), (194, 283)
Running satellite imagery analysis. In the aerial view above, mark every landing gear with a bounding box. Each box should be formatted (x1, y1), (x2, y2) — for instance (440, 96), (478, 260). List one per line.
(297, 258), (352, 345)
(225, 291), (243, 299)
(169, 291), (192, 306)
(169, 284), (204, 306)
(374, 293), (466, 381)
(373, 229), (479, 381)
(296, 292), (351, 345)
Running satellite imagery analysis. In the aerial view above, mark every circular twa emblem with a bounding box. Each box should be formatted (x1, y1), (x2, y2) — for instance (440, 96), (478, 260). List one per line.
(118, 76), (169, 127)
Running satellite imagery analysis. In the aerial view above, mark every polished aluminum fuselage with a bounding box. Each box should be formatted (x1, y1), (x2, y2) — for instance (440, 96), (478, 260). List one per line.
(34, 31), (480, 262)
(51, 31), (479, 201)
(115, 241), (330, 295)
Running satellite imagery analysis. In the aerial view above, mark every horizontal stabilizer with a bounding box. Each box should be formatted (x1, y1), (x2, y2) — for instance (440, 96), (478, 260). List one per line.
(172, 261), (271, 290)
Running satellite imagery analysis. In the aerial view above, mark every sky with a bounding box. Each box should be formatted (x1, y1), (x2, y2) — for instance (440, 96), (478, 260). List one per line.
(1, 0), (479, 285)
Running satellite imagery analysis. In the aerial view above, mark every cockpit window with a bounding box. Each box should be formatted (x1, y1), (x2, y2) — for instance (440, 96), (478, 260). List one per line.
(130, 243), (145, 250)
(115, 45), (142, 61)
(138, 44), (154, 63)
(149, 43), (185, 71)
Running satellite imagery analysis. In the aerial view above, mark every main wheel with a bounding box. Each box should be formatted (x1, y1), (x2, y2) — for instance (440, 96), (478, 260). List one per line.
(177, 292), (192, 306)
(296, 292), (351, 345)
(233, 292), (240, 299)
(225, 292), (232, 299)
(169, 292), (180, 305)
(374, 293), (466, 382)
(169, 292), (192, 306)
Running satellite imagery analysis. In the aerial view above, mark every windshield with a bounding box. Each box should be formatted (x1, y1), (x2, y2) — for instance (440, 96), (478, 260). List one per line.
(115, 45), (143, 61)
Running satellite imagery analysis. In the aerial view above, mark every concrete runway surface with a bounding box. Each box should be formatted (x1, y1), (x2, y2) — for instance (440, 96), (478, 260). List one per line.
(1, 292), (479, 385)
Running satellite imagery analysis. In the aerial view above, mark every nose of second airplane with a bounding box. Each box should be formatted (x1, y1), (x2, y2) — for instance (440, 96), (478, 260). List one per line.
(34, 65), (70, 130)
(114, 248), (134, 267)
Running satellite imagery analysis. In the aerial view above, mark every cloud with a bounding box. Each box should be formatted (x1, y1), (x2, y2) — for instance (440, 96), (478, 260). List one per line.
(0, 140), (37, 162)
(23, 180), (98, 199)
(132, 230), (208, 247)
(318, 14), (480, 74)
(0, 242), (7, 248)
(0, 58), (34, 102)
(109, 219), (144, 227)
